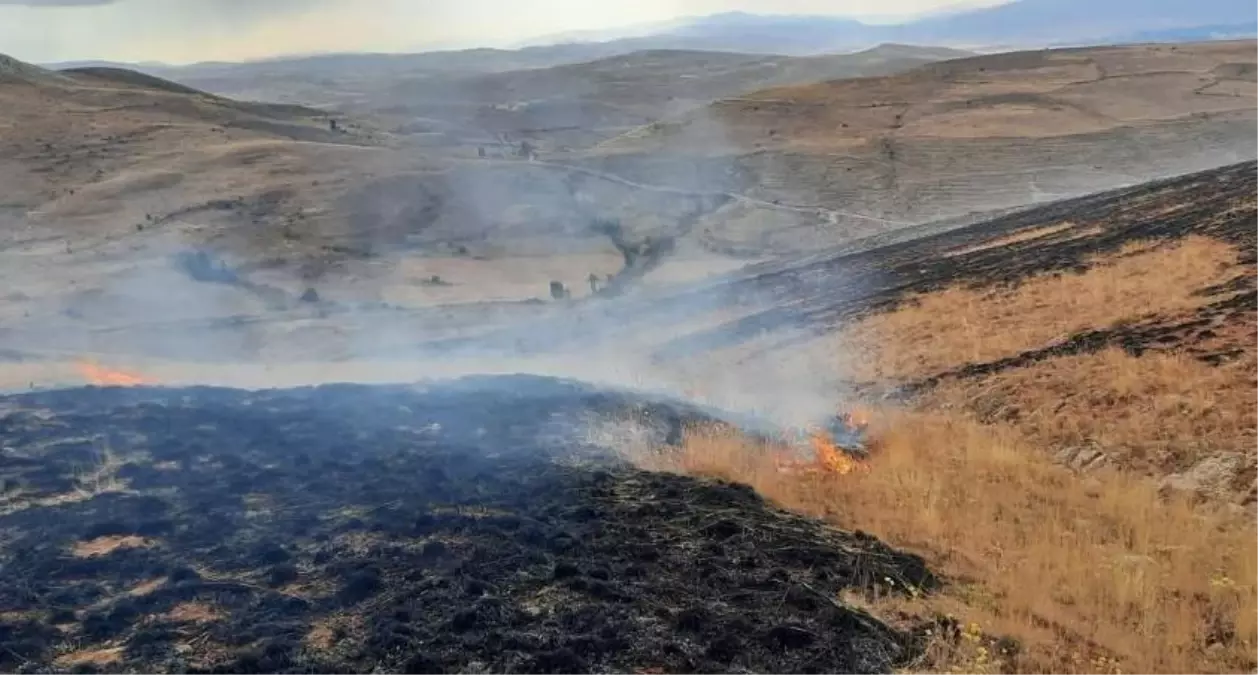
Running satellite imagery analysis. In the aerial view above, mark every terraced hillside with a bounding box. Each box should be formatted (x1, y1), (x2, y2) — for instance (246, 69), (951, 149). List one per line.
(585, 40), (1257, 255)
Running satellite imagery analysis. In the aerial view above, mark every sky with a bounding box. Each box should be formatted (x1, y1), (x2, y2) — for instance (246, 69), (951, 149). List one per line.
(0, 0), (1008, 65)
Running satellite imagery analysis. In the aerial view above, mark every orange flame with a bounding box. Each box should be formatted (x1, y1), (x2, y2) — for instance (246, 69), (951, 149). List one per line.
(76, 359), (154, 387)
(773, 408), (873, 476)
(808, 429), (868, 475)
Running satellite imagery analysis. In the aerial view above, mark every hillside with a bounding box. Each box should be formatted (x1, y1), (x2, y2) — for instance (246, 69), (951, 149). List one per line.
(2, 41), (1255, 372)
(0, 145), (1253, 673)
(0, 52), (733, 364)
(640, 161), (1257, 674)
(585, 40), (1257, 254)
(137, 44), (972, 151)
(0, 53), (387, 231)
(1, 32), (1255, 673)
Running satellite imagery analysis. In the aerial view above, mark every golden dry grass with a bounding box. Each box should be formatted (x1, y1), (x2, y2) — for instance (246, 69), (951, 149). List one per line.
(836, 235), (1243, 382)
(645, 416), (1256, 674)
(919, 347), (1257, 473)
(640, 232), (1257, 673)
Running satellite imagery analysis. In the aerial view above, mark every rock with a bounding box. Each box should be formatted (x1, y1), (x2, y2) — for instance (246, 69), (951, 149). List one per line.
(1055, 444), (1110, 472)
(1159, 453), (1246, 501)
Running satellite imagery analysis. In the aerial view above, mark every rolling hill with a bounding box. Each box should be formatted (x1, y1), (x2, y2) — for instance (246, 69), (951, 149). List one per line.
(580, 40), (1257, 255)
(122, 44), (973, 151)
(1, 40), (1254, 371)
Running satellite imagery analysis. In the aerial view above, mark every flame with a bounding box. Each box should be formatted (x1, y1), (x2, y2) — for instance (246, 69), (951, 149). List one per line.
(773, 408), (873, 476)
(76, 359), (154, 387)
(808, 429), (868, 475)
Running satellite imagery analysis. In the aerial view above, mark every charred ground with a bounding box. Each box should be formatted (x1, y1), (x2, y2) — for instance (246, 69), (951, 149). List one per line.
(0, 376), (934, 674)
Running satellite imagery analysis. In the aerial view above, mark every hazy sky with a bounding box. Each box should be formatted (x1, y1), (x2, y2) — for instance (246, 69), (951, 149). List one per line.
(1, 0), (1008, 64)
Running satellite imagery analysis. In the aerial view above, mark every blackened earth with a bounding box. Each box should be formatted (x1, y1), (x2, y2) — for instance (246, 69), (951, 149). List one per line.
(0, 375), (934, 674)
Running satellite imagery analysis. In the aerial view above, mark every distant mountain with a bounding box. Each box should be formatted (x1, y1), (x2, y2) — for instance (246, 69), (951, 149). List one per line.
(890, 0), (1258, 45)
(521, 0), (1258, 56)
(1108, 23), (1258, 45)
(36, 0), (1256, 80)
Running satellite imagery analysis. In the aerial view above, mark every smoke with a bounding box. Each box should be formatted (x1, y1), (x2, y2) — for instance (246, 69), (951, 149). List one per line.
(5, 40), (1254, 443)
(0, 73), (867, 440)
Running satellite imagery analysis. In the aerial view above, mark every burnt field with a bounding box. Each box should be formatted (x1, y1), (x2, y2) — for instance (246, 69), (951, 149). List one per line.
(0, 376), (934, 674)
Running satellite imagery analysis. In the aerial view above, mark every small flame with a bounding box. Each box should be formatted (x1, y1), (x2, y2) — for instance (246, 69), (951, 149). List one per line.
(76, 359), (154, 387)
(808, 429), (868, 475)
(774, 408), (873, 476)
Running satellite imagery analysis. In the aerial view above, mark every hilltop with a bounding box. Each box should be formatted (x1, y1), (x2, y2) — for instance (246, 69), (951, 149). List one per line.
(0, 56), (375, 264)
(139, 44), (973, 151)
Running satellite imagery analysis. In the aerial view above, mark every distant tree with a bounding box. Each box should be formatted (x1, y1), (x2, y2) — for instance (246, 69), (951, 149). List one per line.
(588, 273), (600, 293)
(477, 146), (486, 158)
(300, 287), (320, 303)
(329, 119), (339, 132)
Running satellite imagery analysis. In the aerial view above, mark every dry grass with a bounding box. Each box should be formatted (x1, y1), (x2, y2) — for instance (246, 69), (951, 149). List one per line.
(942, 222), (1089, 258)
(919, 347), (1257, 473)
(837, 235), (1242, 382)
(641, 232), (1257, 672)
(126, 577), (167, 597)
(53, 646), (125, 668)
(645, 418), (1256, 673)
(304, 613), (365, 652)
(163, 602), (223, 624)
(72, 535), (154, 558)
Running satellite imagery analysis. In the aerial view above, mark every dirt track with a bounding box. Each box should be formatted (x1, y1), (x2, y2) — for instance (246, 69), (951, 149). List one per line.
(0, 376), (933, 674)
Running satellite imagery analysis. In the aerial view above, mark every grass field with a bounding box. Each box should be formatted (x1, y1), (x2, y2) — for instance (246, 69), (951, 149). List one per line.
(637, 230), (1257, 673)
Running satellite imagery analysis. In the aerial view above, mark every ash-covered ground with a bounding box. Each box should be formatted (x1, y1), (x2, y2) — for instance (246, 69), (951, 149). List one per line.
(0, 376), (934, 674)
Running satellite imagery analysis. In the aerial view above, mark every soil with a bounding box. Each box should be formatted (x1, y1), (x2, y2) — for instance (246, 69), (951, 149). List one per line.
(0, 376), (935, 673)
